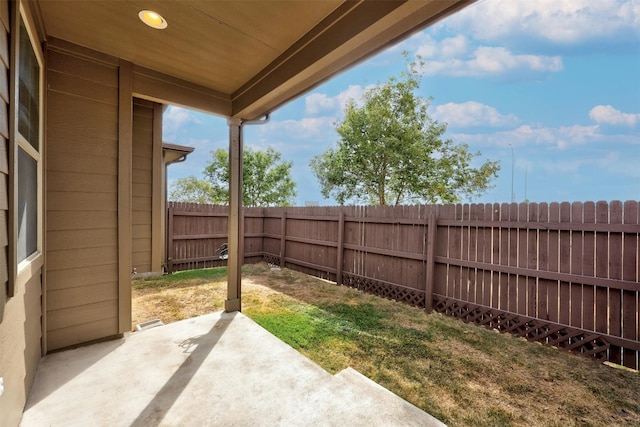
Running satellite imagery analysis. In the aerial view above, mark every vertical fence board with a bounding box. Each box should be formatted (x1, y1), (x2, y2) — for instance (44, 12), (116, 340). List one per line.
(452, 204), (462, 300)
(167, 205), (175, 273)
(595, 201), (610, 335)
(482, 204), (493, 308)
(279, 211), (287, 267)
(582, 202), (596, 332)
(425, 210), (437, 311)
(466, 205), (475, 303)
(622, 200), (639, 369)
(452, 205), (464, 298)
(517, 203), (528, 316)
(459, 204), (470, 304)
(434, 204), (451, 297)
(499, 203), (509, 311)
(608, 201), (623, 364)
(570, 202), (584, 329)
(492, 203), (501, 309)
(537, 203), (549, 320)
(358, 206), (365, 278)
(527, 203), (539, 318)
(336, 211), (345, 285)
(508, 203), (519, 313)
(547, 203), (560, 323)
(559, 202), (571, 326)
(471, 204), (482, 304)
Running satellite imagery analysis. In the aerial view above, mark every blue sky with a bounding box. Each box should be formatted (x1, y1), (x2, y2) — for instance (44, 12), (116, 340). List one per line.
(163, 0), (640, 206)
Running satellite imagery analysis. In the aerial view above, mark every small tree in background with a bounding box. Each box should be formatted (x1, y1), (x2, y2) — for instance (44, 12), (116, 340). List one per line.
(169, 147), (297, 207)
(310, 56), (500, 206)
(169, 176), (218, 204)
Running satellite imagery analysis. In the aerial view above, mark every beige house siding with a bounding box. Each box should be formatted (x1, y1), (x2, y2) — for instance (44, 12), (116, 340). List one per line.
(132, 99), (153, 274)
(0, 2), (42, 426)
(45, 43), (120, 351)
(0, 0), (8, 320)
(0, 274), (42, 427)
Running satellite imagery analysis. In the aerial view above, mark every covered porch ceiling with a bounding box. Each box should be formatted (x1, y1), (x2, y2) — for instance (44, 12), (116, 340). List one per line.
(34, 0), (474, 120)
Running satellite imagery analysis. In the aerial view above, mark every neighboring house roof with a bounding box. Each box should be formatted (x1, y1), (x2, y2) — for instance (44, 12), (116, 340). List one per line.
(163, 142), (195, 165)
(34, 0), (474, 119)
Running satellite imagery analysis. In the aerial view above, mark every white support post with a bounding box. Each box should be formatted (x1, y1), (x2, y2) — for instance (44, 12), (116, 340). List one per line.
(225, 118), (243, 312)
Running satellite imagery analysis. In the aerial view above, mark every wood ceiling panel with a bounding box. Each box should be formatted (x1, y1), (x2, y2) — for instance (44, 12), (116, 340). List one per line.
(39, 0), (323, 93)
(181, 1), (342, 51)
(37, 0), (475, 118)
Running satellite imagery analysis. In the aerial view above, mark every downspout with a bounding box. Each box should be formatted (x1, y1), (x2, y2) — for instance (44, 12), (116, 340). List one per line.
(164, 155), (188, 203)
(164, 154), (188, 203)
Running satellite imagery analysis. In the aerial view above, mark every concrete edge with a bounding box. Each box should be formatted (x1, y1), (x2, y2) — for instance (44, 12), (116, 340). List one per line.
(335, 367), (447, 427)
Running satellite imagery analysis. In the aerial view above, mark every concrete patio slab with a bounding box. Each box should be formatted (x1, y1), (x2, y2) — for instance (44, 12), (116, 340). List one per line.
(21, 311), (445, 427)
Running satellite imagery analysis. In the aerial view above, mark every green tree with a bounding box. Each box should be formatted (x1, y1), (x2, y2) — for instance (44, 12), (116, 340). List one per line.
(168, 176), (217, 203)
(169, 147), (297, 207)
(310, 57), (500, 206)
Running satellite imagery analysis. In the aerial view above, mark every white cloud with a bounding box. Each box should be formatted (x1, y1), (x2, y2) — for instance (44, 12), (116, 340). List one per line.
(440, 0), (640, 45)
(419, 44), (562, 77)
(181, 137), (223, 152)
(431, 101), (519, 128)
(304, 85), (373, 116)
(539, 151), (621, 174)
(270, 117), (335, 135)
(304, 93), (335, 116)
(257, 116), (336, 150)
(555, 125), (601, 149)
(454, 124), (600, 150)
(416, 34), (469, 59)
(589, 105), (640, 127)
(163, 106), (201, 134)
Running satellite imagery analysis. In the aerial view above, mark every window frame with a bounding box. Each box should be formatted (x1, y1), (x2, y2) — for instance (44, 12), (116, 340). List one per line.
(9, 3), (44, 295)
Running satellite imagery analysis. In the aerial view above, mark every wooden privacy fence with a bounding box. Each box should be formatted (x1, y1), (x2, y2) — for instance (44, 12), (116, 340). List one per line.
(166, 201), (640, 369)
(166, 203), (265, 272)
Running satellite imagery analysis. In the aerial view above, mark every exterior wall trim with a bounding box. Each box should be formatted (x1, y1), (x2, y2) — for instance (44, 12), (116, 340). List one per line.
(7, 0), (18, 298)
(151, 103), (163, 273)
(132, 65), (231, 117)
(118, 59), (132, 333)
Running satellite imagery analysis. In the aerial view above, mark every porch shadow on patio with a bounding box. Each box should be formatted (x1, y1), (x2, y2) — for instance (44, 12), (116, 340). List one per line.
(21, 311), (444, 426)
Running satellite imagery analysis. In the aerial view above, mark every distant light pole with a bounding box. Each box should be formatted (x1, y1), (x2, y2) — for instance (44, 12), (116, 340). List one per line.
(524, 166), (528, 202)
(509, 144), (515, 203)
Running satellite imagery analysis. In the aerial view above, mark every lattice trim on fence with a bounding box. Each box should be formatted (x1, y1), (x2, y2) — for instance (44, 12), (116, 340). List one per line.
(263, 254), (280, 266)
(433, 294), (611, 362)
(343, 273), (426, 307)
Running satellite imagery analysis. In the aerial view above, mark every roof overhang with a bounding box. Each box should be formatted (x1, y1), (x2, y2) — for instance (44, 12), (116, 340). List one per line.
(162, 142), (195, 165)
(33, 0), (475, 120)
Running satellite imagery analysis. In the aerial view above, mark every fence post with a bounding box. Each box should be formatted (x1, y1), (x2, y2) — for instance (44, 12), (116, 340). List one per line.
(167, 205), (174, 274)
(336, 211), (345, 285)
(280, 211), (287, 267)
(424, 211), (437, 311)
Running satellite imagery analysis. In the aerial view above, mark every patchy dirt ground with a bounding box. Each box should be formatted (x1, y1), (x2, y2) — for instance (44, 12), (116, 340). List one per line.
(132, 264), (640, 427)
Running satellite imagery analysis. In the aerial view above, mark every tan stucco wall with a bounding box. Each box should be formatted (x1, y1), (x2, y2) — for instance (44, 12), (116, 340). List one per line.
(0, 273), (42, 427)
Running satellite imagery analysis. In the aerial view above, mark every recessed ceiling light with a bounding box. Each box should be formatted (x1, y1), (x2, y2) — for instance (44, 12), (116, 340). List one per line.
(138, 10), (168, 29)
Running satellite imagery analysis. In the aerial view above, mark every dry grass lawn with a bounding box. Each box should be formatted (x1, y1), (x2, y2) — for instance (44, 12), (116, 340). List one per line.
(132, 263), (640, 427)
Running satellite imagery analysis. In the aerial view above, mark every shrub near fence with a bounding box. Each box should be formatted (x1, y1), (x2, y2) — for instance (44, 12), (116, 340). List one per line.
(166, 201), (640, 369)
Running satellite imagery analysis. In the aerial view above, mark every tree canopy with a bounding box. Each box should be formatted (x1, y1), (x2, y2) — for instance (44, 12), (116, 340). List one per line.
(168, 176), (217, 204)
(169, 147), (296, 207)
(310, 57), (500, 206)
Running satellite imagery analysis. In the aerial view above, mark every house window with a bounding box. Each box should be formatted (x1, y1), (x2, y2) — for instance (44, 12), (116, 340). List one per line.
(16, 14), (42, 266)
